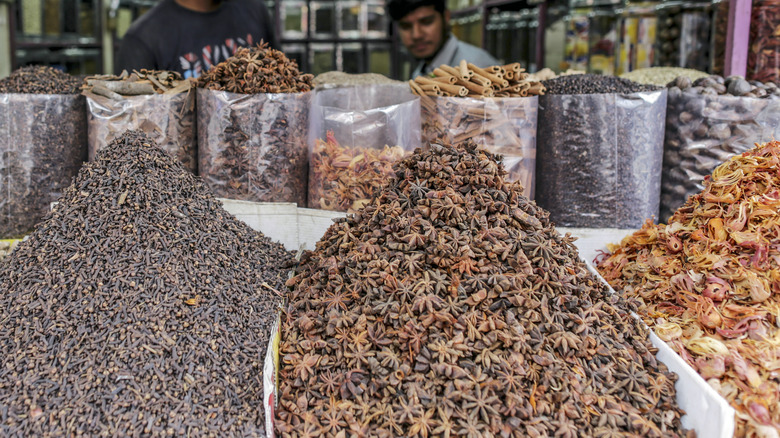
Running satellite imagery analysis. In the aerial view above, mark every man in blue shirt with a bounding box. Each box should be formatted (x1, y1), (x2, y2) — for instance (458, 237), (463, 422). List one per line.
(387, 0), (499, 79)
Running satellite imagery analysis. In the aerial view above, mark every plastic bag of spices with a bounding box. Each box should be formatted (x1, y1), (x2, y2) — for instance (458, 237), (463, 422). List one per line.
(747, 0), (780, 83)
(659, 75), (780, 221)
(535, 75), (667, 228)
(196, 44), (314, 206)
(0, 66), (86, 238)
(84, 70), (197, 173)
(409, 62), (544, 200)
(308, 84), (420, 211)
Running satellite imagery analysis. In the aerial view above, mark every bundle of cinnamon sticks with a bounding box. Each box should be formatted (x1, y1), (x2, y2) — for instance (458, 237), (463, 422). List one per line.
(409, 61), (545, 98)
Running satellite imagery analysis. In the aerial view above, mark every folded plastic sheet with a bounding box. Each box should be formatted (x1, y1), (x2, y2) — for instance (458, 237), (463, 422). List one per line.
(197, 88), (310, 206)
(536, 90), (667, 228)
(0, 93), (86, 238)
(86, 90), (196, 173)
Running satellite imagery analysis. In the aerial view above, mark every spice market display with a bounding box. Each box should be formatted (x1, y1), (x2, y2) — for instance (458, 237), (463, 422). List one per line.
(0, 65), (86, 239)
(196, 43), (313, 205)
(276, 140), (688, 437)
(308, 130), (408, 212)
(0, 130), (294, 436)
(83, 69), (197, 173)
(411, 62), (543, 199)
(597, 140), (780, 436)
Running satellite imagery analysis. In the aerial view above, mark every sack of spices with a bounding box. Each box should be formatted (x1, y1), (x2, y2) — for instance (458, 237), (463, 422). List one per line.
(84, 70), (197, 173)
(660, 75), (780, 221)
(308, 84), (420, 211)
(410, 61), (544, 199)
(197, 43), (313, 205)
(748, 0), (780, 83)
(536, 74), (666, 228)
(0, 66), (86, 238)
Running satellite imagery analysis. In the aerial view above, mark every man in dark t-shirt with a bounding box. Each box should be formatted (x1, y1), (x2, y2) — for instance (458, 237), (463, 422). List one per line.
(116, 0), (278, 78)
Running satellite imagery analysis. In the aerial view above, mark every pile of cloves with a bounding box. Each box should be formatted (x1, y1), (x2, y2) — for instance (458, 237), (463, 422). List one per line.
(0, 130), (293, 436)
(276, 141), (687, 437)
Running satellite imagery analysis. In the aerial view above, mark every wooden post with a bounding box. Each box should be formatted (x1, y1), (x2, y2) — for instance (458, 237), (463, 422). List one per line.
(724, 0), (753, 77)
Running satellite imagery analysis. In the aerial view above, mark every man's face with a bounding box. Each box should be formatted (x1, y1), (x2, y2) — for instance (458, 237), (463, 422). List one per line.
(398, 6), (449, 60)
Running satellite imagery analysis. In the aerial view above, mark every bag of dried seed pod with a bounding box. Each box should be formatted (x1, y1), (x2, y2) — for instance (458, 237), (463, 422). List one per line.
(660, 83), (780, 221)
(197, 88), (311, 206)
(84, 73), (197, 173)
(535, 89), (667, 228)
(420, 95), (538, 199)
(0, 93), (87, 238)
(308, 84), (421, 211)
(748, 0), (780, 83)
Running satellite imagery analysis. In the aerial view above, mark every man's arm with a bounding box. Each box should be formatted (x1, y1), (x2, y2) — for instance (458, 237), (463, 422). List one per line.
(115, 34), (157, 74)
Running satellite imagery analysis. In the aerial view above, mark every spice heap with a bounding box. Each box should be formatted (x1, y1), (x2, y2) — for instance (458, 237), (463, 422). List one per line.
(198, 43), (313, 94)
(661, 74), (780, 221)
(84, 69), (193, 99)
(83, 70), (197, 173)
(526, 68), (585, 82)
(620, 67), (709, 87)
(597, 140), (780, 436)
(277, 141), (687, 437)
(0, 130), (294, 436)
(308, 131), (407, 211)
(409, 61), (544, 98)
(0, 65), (81, 94)
(313, 71), (404, 88)
(748, 0), (780, 83)
(542, 74), (659, 94)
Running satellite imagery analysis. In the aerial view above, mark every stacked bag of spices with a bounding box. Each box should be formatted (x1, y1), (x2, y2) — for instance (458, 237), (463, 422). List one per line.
(83, 69), (197, 173)
(597, 140), (780, 436)
(409, 61), (543, 199)
(660, 74), (780, 221)
(536, 74), (667, 228)
(308, 81), (420, 212)
(197, 43), (313, 205)
(0, 65), (86, 238)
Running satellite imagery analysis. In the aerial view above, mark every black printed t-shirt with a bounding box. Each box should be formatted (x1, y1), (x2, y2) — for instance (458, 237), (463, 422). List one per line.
(116, 0), (278, 78)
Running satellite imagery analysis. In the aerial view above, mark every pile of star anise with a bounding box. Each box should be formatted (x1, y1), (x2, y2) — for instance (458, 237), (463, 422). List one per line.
(198, 43), (313, 94)
(276, 141), (688, 437)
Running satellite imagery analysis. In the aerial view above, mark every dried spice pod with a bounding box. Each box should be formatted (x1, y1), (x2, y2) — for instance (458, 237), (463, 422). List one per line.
(198, 43), (313, 94)
(597, 140), (780, 437)
(276, 140), (687, 437)
(0, 65), (81, 94)
(308, 132), (408, 211)
(747, 0), (780, 83)
(0, 130), (294, 436)
(83, 70), (197, 173)
(0, 86), (86, 238)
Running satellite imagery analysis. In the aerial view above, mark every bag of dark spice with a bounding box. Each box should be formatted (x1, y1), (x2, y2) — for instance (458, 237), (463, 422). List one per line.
(409, 61), (544, 199)
(83, 70), (197, 173)
(197, 43), (313, 206)
(308, 84), (421, 211)
(535, 74), (667, 228)
(659, 74), (780, 221)
(747, 0), (780, 84)
(0, 65), (86, 238)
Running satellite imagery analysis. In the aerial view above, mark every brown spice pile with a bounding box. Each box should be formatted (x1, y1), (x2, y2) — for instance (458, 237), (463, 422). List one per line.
(597, 140), (780, 436)
(0, 65), (81, 94)
(198, 43), (313, 94)
(277, 140), (687, 437)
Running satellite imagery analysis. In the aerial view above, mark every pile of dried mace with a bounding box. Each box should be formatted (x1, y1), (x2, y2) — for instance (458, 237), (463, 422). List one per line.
(0, 130), (294, 436)
(276, 141), (688, 437)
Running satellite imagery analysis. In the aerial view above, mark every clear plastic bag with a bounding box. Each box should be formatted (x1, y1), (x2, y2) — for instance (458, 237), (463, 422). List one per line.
(535, 89), (667, 228)
(0, 93), (87, 238)
(197, 88), (310, 206)
(308, 84), (420, 211)
(660, 91), (780, 221)
(420, 95), (538, 198)
(86, 91), (197, 173)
